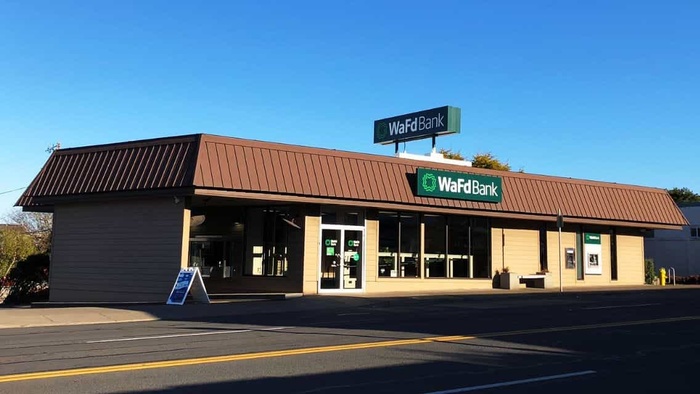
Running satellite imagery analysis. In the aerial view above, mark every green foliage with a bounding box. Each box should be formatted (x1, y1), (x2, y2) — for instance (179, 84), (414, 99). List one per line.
(6, 210), (53, 253)
(644, 258), (656, 284)
(438, 148), (464, 160)
(438, 149), (519, 172)
(2, 254), (50, 305)
(471, 152), (512, 171)
(666, 187), (700, 203)
(0, 227), (37, 278)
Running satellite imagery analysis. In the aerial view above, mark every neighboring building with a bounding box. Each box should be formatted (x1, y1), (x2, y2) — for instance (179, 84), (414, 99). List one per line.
(645, 202), (700, 277)
(17, 134), (687, 302)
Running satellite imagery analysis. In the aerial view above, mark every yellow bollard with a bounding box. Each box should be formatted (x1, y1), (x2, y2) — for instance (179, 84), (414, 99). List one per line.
(659, 268), (666, 286)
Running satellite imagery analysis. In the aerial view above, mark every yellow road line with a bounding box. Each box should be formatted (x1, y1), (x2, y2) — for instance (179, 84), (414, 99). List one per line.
(0, 315), (697, 384)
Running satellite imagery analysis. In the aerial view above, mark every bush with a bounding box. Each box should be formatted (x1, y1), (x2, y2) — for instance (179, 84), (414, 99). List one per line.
(2, 253), (50, 305)
(644, 258), (656, 284)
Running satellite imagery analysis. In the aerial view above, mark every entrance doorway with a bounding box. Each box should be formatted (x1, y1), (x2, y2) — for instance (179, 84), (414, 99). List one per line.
(320, 226), (364, 291)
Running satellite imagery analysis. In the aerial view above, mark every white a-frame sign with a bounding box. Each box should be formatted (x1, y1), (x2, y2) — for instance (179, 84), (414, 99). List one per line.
(166, 267), (210, 305)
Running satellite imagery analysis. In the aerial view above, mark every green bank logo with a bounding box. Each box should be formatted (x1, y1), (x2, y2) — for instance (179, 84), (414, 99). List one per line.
(422, 172), (437, 192)
(584, 233), (601, 245)
(375, 122), (388, 140)
(416, 168), (502, 203)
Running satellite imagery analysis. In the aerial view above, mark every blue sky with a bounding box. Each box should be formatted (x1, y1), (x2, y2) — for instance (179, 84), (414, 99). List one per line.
(1, 0), (699, 221)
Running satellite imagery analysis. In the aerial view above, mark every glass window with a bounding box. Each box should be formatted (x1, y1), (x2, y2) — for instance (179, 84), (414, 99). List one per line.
(400, 213), (420, 277)
(322, 206), (364, 225)
(470, 218), (490, 279)
(376, 211), (491, 280)
(610, 229), (618, 281)
(188, 207), (244, 279)
(539, 225), (548, 272)
(189, 240), (232, 279)
(244, 207), (289, 277)
(691, 227), (699, 238)
(266, 211), (288, 276)
(378, 212), (399, 277)
(424, 214), (446, 278)
(448, 216), (470, 278)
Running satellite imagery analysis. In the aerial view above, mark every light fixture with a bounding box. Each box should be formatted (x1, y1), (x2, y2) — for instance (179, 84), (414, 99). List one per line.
(190, 215), (206, 227)
(281, 214), (302, 229)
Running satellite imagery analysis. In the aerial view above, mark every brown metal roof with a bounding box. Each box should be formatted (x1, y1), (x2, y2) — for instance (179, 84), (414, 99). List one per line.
(18, 133), (688, 228)
(194, 134), (686, 228)
(17, 135), (199, 207)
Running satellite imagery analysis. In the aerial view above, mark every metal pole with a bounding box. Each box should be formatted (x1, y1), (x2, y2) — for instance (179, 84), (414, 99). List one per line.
(558, 208), (563, 293)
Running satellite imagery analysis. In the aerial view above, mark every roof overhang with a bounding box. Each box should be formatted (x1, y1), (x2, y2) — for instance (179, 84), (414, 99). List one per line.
(193, 188), (684, 230)
(20, 187), (196, 211)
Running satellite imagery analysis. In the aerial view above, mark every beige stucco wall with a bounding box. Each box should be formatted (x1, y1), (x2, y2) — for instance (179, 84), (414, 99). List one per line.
(365, 278), (493, 293)
(546, 228), (577, 287)
(491, 221), (540, 276)
(365, 217), (379, 285)
(545, 227), (645, 287)
(50, 197), (189, 302)
(616, 232), (645, 285)
(303, 214), (321, 294)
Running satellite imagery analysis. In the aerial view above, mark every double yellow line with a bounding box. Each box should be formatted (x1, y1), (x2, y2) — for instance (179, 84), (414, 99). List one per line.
(1, 315), (697, 384)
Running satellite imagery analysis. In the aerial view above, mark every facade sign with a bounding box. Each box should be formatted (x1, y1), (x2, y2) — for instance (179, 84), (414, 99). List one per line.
(325, 238), (337, 256)
(583, 233), (603, 275)
(416, 168), (502, 203)
(374, 106), (461, 145)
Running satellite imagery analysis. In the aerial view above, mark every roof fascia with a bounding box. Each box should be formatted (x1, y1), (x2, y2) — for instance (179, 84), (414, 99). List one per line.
(193, 188), (683, 230)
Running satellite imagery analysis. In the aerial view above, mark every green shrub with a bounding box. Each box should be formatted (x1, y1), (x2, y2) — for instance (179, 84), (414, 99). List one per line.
(2, 253), (50, 305)
(644, 258), (656, 284)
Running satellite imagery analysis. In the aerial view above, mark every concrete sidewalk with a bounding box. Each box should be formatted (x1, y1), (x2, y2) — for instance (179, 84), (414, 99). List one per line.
(0, 285), (695, 329)
(0, 295), (382, 329)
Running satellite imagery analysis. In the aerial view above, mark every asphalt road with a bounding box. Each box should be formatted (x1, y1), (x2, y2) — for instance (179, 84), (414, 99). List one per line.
(1, 289), (699, 393)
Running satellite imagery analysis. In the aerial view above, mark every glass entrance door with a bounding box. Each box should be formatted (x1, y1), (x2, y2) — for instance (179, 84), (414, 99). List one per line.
(320, 229), (341, 289)
(343, 230), (362, 289)
(320, 227), (364, 291)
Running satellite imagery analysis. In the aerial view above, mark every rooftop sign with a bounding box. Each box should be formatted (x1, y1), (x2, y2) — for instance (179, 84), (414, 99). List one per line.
(416, 168), (502, 203)
(374, 106), (461, 145)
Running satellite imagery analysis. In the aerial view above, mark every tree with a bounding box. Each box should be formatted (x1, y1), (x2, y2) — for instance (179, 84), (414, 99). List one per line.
(666, 187), (700, 204)
(438, 148), (464, 161)
(0, 227), (37, 278)
(471, 152), (511, 171)
(5, 210), (53, 253)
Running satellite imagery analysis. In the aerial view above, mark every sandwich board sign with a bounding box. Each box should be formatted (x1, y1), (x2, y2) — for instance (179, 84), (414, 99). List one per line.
(166, 267), (210, 305)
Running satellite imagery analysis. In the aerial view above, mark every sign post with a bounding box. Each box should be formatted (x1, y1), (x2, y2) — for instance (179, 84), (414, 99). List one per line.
(166, 267), (210, 305)
(557, 209), (564, 293)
